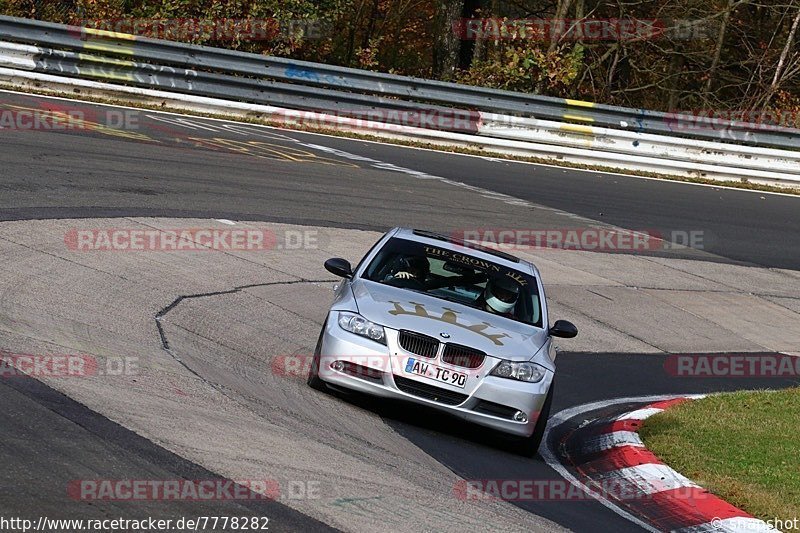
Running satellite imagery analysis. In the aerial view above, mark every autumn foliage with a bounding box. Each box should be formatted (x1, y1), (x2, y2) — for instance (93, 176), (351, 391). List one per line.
(2, 0), (799, 121)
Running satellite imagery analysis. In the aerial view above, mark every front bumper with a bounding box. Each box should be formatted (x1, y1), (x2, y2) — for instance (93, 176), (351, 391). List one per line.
(316, 317), (552, 438)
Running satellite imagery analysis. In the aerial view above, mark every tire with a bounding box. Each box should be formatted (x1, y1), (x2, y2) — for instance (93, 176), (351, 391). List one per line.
(307, 320), (329, 392)
(511, 381), (555, 457)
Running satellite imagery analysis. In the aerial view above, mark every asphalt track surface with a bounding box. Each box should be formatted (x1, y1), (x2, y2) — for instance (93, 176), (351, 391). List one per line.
(1, 91), (798, 269)
(294, 136), (800, 270)
(0, 376), (333, 531)
(1, 90), (798, 532)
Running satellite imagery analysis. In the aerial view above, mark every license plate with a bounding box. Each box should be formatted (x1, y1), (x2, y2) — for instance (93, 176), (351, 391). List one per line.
(403, 358), (467, 388)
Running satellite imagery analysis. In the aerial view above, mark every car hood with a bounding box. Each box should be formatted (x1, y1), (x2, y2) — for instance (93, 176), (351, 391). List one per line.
(352, 279), (547, 361)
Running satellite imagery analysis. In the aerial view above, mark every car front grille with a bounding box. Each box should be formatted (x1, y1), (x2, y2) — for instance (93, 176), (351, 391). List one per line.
(442, 343), (485, 369)
(393, 376), (469, 406)
(398, 330), (439, 358)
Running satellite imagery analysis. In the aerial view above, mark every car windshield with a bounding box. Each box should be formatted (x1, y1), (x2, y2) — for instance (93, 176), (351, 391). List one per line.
(363, 237), (542, 327)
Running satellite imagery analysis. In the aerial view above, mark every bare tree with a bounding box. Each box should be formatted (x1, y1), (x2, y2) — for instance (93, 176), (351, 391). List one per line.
(762, 2), (800, 109)
(703, 0), (737, 100)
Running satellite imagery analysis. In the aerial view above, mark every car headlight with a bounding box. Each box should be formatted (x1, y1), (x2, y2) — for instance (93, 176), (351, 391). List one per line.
(490, 361), (547, 383)
(337, 312), (386, 345)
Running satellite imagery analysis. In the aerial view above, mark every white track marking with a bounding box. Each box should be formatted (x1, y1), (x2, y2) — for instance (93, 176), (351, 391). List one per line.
(616, 407), (665, 420)
(542, 393), (771, 533)
(540, 394), (680, 533)
(594, 463), (700, 495)
(579, 430), (644, 455)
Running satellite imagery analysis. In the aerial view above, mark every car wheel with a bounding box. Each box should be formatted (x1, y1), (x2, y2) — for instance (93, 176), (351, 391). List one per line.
(307, 320), (328, 391)
(512, 381), (554, 457)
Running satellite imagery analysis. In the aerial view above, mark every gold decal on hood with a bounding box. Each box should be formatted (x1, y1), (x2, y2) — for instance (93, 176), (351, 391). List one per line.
(388, 301), (510, 346)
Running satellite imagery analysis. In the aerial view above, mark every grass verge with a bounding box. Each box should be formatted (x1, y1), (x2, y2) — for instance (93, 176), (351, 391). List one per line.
(639, 389), (800, 520)
(1, 81), (798, 196)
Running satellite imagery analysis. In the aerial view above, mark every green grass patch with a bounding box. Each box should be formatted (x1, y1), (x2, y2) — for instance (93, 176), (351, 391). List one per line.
(640, 389), (800, 520)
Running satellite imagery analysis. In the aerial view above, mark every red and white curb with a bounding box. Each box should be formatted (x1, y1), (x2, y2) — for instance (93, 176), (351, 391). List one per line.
(541, 395), (778, 533)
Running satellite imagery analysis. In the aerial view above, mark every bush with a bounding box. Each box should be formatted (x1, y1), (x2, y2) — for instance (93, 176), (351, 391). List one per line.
(456, 44), (584, 94)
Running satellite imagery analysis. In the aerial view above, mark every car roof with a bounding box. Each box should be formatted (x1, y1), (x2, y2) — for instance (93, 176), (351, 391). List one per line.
(392, 228), (540, 277)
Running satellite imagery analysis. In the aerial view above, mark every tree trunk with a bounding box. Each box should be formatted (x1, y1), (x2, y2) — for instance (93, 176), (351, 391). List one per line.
(753, 3), (800, 112)
(345, 0), (368, 65)
(457, 0), (483, 70)
(432, 0), (464, 80)
(471, 0), (499, 68)
(703, 0), (735, 98)
(666, 52), (685, 110)
(767, 4), (800, 95)
(536, 0), (574, 93)
(547, 0), (574, 54)
(360, 0), (381, 50)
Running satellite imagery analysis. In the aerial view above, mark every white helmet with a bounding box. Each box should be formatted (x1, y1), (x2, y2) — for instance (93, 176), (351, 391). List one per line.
(484, 277), (520, 314)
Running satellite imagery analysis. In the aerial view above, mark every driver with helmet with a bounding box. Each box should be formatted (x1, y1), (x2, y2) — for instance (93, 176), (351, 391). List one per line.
(477, 276), (520, 318)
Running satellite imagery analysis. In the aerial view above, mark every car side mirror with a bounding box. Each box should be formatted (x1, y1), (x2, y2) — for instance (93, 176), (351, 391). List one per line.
(549, 320), (578, 338)
(324, 258), (353, 279)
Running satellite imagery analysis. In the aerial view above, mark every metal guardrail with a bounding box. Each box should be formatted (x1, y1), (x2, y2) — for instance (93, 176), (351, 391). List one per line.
(7, 42), (481, 134)
(2, 15), (799, 151)
(0, 15), (799, 185)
